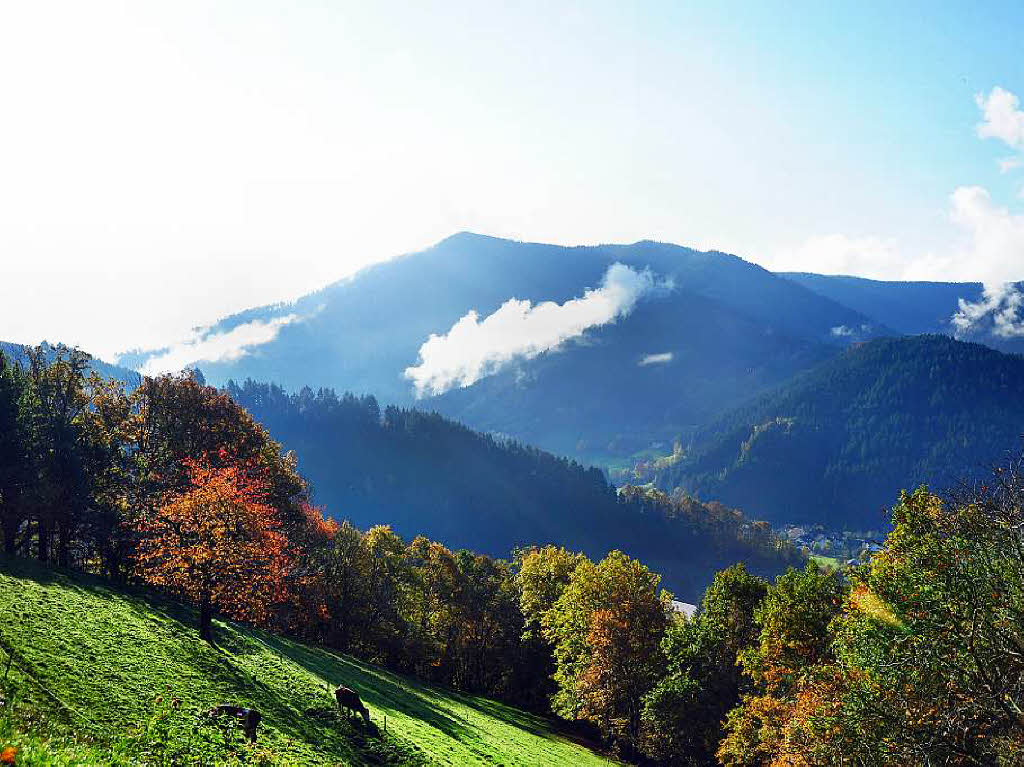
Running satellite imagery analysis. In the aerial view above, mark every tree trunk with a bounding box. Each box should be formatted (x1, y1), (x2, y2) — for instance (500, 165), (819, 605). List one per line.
(37, 518), (50, 563)
(2, 516), (20, 556)
(57, 523), (70, 569)
(199, 596), (214, 644)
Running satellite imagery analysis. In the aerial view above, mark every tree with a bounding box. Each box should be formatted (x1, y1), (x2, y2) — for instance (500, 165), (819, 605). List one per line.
(134, 374), (306, 522)
(0, 352), (29, 555)
(356, 524), (413, 664)
(133, 457), (295, 642)
(22, 345), (92, 566)
(515, 545), (585, 637)
(293, 512), (367, 648)
(543, 550), (670, 753)
(81, 373), (138, 578)
(717, 563), (843, 766)
(789, 468), (1024, 764)
(642, 564), (769, 764)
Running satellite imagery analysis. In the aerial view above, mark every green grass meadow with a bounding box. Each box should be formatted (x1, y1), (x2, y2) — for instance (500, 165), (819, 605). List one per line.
(0, 557), (615, 766)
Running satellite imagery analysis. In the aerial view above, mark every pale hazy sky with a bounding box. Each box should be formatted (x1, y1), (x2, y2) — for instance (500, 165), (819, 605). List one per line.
(2, 1), (1023, 360)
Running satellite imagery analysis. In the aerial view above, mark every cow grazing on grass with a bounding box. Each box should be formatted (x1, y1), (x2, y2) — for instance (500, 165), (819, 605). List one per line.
(206, 705), (262, 743)
(334, 685), (370, 725)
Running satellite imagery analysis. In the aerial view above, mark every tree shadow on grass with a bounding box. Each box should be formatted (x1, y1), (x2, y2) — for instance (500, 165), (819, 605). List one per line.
(261, 631), (612, 760)
(0, 557), (414, 766)
(259, 633), (476, 744)
(1, 555), (200, 631)
(450, 692), (608, 753)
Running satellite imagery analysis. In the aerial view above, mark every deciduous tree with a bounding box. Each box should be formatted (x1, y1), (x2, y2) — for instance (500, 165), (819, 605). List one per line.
(134, 457), (296, 642)
(543, 550), (670, 753)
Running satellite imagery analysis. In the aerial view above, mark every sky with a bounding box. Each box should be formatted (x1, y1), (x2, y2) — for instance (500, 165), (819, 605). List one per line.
(1, 0), (1023, 360)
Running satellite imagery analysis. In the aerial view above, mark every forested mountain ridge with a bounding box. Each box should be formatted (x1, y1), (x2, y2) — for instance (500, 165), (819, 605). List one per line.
(782, 272), (1024, 355)
(124, 233), (881, 465)
(636, 335), (1024, 529)
(226, 378), (802, 599)
(426, 284), (836, 461)
(780, 273), (984, 336)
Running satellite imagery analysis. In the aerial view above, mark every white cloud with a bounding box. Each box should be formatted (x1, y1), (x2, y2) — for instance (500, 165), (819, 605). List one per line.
(138, 314), (299, 376)
(405, 263), (666, 396)
(948, 185), (1024, 337)
(639, 352), (673, 366)
(948, 186), (1024, 284)
(976, 87), (1024, 152)
(952, 287), (1024, 338)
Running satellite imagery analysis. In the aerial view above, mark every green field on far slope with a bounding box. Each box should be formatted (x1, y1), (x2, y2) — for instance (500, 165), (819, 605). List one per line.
(0, 557), (615, 766)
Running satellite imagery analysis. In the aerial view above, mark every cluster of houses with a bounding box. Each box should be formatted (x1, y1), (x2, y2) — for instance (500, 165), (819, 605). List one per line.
(781, 526), (884, 568)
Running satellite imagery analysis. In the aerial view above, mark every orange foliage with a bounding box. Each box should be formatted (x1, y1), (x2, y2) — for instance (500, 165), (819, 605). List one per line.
(718, 694), (793, 766)
(300, 501), (339, 541)
(134, 457), (296, 629)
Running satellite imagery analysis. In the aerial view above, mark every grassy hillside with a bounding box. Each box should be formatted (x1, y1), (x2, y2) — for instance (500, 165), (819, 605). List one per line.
(0, 557), (614, 766)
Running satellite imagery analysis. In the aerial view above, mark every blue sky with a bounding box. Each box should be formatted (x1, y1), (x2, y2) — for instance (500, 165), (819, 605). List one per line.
(1, 1), (1022, 358)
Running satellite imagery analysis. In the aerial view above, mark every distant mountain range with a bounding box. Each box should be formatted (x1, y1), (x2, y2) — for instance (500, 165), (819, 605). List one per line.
(14, 233), (1023, 534)
(780, 273), (986, 337)
(121, 234), (895, 464)
(120, 234), (1020, 472)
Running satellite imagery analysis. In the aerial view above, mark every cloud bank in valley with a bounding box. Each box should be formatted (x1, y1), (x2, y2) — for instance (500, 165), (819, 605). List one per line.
(405, 263), (666, 397)
(138, 314), (299, 376)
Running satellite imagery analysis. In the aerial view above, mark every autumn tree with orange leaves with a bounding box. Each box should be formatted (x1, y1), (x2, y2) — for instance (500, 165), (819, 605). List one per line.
(134, 458), (296, 643)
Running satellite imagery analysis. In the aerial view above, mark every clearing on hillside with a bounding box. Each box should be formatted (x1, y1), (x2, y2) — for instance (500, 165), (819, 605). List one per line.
(0, 557), (615, 766)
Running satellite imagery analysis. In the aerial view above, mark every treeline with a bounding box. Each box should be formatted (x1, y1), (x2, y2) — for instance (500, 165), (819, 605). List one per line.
(226, 379), (801, 599)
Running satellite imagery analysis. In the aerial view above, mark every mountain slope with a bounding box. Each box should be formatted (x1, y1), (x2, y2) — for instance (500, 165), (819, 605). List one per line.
(427, 288), (834, 461)
(127, 234), (882, 464)
(639, 335), (1024, 530)
(226, 380), (802, 600)
(780, 272), (984, 336)
(781, 272), (1024, 356)
(0, 556), (613, 766)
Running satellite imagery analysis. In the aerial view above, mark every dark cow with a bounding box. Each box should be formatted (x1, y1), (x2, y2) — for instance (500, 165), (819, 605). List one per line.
(334, 685), (370, 725)
(206, 705), (262, 743)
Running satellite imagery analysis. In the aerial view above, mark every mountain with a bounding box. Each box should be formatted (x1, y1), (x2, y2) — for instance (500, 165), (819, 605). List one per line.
(635, 335), (1024, 531)
(780, 273), (984, 335)
(427, 289), (834, 460)
(226, 379), (803, 600)
(126, 234), (883, 465)
(781, 272), (1024, 355)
